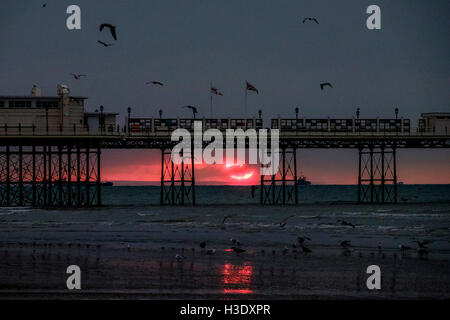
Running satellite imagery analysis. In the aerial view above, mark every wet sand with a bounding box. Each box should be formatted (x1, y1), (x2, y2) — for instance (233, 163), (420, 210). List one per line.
(1, 203), (449, 299)
(1, 242), (449, 299)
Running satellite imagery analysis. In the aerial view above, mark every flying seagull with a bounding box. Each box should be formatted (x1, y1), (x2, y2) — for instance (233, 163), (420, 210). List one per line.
(99, 23), (117, 40)
(278, 215), (294, 228)
(146, 81), (164, 86)
(97, 40), (113, 47)
(320, 82), (333, 90)
(70, 73), (87, 80)
(338, 220), (355, 228)
(42, 3), (47, 8)
(302, 17), (319, 24)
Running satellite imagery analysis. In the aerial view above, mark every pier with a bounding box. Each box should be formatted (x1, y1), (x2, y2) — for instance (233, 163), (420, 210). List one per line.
(1, 115), (449, 207)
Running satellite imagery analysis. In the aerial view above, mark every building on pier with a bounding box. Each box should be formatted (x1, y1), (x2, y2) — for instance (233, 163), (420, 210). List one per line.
(419, 113), (450, 135)
(0, 85), (117, 134)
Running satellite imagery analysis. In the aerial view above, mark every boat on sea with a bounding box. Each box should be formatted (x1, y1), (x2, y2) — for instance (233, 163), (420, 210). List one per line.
(101, 181), (114, 186)
(297, 175), (311, 185)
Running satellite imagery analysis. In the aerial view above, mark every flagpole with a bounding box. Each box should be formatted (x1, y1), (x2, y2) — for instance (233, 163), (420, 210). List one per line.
(245, 84), (248, 118)
(210, 81), (213, 119)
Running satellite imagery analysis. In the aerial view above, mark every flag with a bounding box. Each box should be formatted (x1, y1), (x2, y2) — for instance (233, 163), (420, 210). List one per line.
(211, 86), (223, 96)
(246, 81), (259, 94)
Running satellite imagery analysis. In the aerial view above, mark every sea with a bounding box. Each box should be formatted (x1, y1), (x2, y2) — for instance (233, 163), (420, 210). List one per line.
(1, 184), (450, 298)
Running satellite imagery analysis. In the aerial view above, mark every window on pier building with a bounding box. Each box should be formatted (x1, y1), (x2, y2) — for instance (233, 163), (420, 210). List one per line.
(36, 100), (59, 109)
(0, 101), (4, 108)
(9, 100), (31, 108)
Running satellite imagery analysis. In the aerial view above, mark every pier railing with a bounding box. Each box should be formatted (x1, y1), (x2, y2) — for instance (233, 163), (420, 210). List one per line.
(0, 118), (448, 137)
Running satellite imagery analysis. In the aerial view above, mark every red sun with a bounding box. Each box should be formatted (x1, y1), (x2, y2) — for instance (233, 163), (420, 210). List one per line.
(224, 163), (257, 183)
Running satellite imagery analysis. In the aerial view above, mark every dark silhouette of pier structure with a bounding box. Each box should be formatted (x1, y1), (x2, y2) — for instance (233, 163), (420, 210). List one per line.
(0, 116), (449, 207)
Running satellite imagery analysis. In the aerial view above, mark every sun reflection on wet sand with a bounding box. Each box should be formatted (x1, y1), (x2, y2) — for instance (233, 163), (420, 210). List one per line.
(222, 262), (253, 294)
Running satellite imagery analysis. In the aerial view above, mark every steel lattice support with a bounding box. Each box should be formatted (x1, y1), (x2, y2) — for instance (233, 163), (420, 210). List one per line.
(160, 148), (195, 205)
(0, 143), (101, 207)
(358, 146), (397, 203)
(260, 148), (298, 205)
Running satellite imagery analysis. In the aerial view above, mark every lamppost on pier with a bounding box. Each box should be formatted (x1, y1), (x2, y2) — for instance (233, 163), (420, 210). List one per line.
(100, 105), (104, 133)
(395, 107), (399, 119)
(159, 109), (163, 119)
(295, 107), (299, 135)
(258, 109), (262, 119)
(356, 107), (360, 119)
(45, 106), (49, 134)
(127, 107), (131, 135)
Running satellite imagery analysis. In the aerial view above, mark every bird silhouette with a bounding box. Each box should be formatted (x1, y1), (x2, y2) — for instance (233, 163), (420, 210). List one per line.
(199, 241), (206, 249)
(175, 254), (185, 261)
(300, 245), (312, 253)
(146, 81), (164, 86)
(278, 215), (294, 228)
(297, 236), (311, 244)
(399, 244), (412, 251)
(340, 240), (351, 248)
(231, 246), (245, 255)
(206, 248), (216, 255)
(320, 82), (333, 90)
(42, 3), (47, 8)
(70, 73), (86, 80)
(413, 240), (432, 248)
(222, 215), (232, 225)
(417, 247), (428, 256)
(99, 24), (117, 40)
(302, 17), (319, 24)
(338, 220), (355, 228)
(97, 40), (113, 47)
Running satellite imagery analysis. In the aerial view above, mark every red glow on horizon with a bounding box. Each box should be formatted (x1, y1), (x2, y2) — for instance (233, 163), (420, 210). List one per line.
(101, 150), (450, 185)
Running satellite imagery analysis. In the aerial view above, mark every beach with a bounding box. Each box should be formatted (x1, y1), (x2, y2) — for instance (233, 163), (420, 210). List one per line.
(0, 185), (449, 299)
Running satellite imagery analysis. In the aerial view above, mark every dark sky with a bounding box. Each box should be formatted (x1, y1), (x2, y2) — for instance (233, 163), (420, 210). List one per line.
(1, 0), (449, 184)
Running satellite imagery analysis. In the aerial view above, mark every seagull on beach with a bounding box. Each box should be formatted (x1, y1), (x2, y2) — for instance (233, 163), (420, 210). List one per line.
(338, 220), (355, 228)
(230, 239), (241, 247)
(99, 23), (117, 40)
(297, 236), (311, 245)
(413, 240), (432, 248)
(222, 215), (232, 225)
(417, 247), (429, 256)
(340, 240), (351, 248)
(300, 245), (312, 253)
(206, 248), (216, 255)
(97, 40), (113, 47)
(231, 246), (245, 255)
(175, 254), (185, 261)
